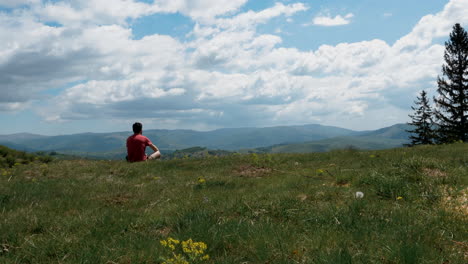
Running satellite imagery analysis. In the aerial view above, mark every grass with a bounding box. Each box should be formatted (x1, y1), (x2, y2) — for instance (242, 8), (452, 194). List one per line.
(0, 143), (467, 263)
(0, 145), (53, 169)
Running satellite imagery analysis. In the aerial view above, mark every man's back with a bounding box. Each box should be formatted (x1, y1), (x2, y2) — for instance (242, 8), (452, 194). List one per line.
(126, 134), (152, 162)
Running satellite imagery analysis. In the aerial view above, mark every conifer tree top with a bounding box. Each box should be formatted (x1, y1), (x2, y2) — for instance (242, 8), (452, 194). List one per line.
(434, 23), (468, 143)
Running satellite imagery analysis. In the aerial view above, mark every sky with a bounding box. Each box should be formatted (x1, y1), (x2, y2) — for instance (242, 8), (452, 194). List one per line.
(0, 0), (467, 135)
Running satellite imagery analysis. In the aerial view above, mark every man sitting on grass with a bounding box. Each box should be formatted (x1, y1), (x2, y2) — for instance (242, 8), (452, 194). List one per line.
(126, 122), (161, 162)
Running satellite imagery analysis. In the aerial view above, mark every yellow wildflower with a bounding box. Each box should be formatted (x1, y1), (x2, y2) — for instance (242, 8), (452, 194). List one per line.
(160, 237), (209, 263)
(167, 238), (180, 245)
(397, 196), (403, 201)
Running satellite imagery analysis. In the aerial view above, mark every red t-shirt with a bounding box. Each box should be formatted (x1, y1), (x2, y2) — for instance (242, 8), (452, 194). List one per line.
(126, 134), (152, 162)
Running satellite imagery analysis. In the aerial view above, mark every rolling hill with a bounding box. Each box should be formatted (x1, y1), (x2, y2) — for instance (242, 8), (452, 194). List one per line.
(250, 124), (411, 154)
(0, 124), (411, 159)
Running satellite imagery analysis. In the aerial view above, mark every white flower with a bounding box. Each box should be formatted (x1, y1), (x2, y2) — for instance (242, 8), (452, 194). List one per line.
(355, 191), (364, 198)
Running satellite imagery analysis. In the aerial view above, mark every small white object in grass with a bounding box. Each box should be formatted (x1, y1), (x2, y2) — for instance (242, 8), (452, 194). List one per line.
(355, 191), (364, 198)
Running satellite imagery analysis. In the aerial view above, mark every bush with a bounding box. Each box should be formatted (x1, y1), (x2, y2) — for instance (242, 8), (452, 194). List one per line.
(0, 145), (54, 168)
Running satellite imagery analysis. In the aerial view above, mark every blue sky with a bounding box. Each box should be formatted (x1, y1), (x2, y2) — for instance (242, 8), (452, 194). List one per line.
(0, 0), (466, 135)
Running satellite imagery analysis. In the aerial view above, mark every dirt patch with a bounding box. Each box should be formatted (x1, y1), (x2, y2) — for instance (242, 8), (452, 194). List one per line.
(234, 165), (272, 178)
(297, 194), (308, 202)
(452, 240), (468, 261)
(441, 187), (468, 219)
(156, 227), (172, 237)
(334, 182), (351, 187)
(333, 179), (351, 187)
(23, 170), (40, 179)
(102, 194), (132, 205)
(422, 168), (447, 177)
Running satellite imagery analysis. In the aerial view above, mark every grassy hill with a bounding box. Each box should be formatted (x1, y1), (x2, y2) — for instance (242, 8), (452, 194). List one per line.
(0, 145), (53, 169)
(1, 143), (466, 263)
(0, 124), (411, 160)
(357, 123), (412, 140)
(250, 136), (407, 153)
(246, 124), (411, 154)
(0, 124), (370, 155)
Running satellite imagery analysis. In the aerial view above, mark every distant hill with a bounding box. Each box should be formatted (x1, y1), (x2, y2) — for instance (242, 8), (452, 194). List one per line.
(0, 124), (356, 152)
(0, 124), (411, 159)
(248, 124), (411, 154)
(250, 136), (407, 154)
(356, 124), (411, 140)
(0, 133), (47, 142)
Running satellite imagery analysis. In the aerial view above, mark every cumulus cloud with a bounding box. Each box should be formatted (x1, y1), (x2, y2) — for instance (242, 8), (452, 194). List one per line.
(4, 0), (249, 27)
(394, 0), (468, 51)
(0, 7), (185, 106)
(213, 3), (308, 29)
(188, 2), (306, 71)
(0, 0), (39, 8)
(36, 0), (160, 26)
(154, 0), (248, 22)
(1, 0), (468, 131)
(312, 13), (354, 26)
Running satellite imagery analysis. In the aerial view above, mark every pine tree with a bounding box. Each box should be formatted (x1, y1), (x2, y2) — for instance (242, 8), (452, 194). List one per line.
(433, 23), (468, 143)
(406, 90), (435, 146)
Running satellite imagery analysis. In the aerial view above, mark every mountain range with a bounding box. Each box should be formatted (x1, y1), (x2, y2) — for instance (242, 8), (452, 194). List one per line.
(0, 123), (411, 159)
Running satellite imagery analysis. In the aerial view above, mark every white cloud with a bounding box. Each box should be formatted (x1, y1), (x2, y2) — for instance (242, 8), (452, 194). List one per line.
(0, 102), (29, 112)
(188, 2), (306, 70)
(312, 13), (354, 26)
(394, 0), (468, 51)
(11, 0), (249, 27)
(0, 0), (39, 7)
(36, 0), (157, 26)
(0, 7), (185, 109)
(154, 0), (248, 22)
(2, 0), (468, 131)
(212, 2), (307, 30)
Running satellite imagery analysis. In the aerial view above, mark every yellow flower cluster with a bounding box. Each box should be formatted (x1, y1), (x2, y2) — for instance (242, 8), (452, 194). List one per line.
(182, 239), (207, 257)
(162, 253), (189, 264)
(160, 237), (180, 250)
(160, 237), (209, 263)
(1, 169), (11, 176)
(197, 177), (206, 184)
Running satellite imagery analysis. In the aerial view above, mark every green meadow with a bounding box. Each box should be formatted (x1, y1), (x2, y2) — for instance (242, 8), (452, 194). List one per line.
(1, 143), (467, 263)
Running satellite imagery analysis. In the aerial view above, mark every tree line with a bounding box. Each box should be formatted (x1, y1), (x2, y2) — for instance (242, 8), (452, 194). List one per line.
(407, 23), (468, 146)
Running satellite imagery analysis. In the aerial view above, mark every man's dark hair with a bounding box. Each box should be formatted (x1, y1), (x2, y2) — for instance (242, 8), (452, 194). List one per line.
(132, 122), (143, 134)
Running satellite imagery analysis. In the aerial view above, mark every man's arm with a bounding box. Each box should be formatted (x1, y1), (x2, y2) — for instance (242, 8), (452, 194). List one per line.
(147, 143), (161, 160)
(149, 143), (159, 152)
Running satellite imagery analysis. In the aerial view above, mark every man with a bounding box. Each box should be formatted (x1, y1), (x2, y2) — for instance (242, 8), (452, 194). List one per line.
(126, 122), (161, 162)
